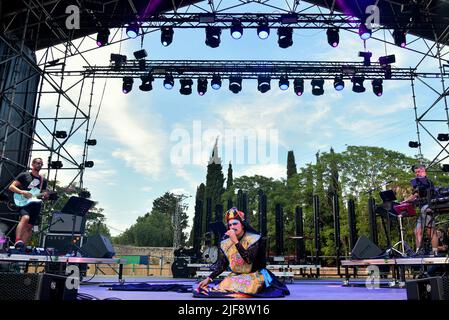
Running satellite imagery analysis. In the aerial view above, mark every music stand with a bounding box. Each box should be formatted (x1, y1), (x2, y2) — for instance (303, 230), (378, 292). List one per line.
(61, 196), (93, 256)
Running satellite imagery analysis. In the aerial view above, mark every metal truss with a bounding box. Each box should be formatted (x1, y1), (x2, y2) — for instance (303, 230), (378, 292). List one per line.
(52, 60), (444, 81)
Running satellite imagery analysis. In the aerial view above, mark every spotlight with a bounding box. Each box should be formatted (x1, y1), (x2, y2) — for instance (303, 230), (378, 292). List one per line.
(334, 76), (344, 91)
(278, 27), (293, 48)
(393, 29), (407, 48)
(86, 139), (97, 146)
(197, 78), (208, 96)
(327, 28), (339, 47)
(161, 27), (174, 46)
(55, 131), (67, 139)
(359, 23), (372, 40)
(179, 78), (193, 95)
(138, 60), (146, 71)
(139, 74), (154, 92)
(438, 133), (449, 142)
(211, 75), (222, 90)
(311, 79), (324, 96)
(50, 161), (63, 169)
(257, 76), (271, 93)
(379, 54), (396, 66)
(351, 76), (365, 93)
(164, 74), (174, 90)
(372, 79), (383, 96)
(257, 18), (270, 39)
(133, 49), (148, 60)
(122, 77), (134, 94)
(126, 22), (140, 38)
(205, 26), (221, 48)
(409, 141), (421, 148)
(96, 28), (110, 47)
(279, 76), (289, 91)
(84, 161), (94, 168)
(229, 76), (242, 94)
(110, 54), (127, 70)
(79, 191), (91, 198)
(442, 164), (449, 172)
(231, 19), (243, 39)
(293, 78), (304, 96)
(359, 51), (372, 66)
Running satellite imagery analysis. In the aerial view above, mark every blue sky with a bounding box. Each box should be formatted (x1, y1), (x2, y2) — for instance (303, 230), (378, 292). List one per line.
(34, 1), (448, 236)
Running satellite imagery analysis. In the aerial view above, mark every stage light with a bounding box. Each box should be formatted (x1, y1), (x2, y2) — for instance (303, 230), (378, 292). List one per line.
(79, 191), (91, 198)
(231, 19), (243, 39)
(372, 79), (383, 96)
(133, 49), (147, 60)
(327, 28), (339, 47)
(205, 26), (221, 48)
(257, 18), (270, 39)
(139, 74), (154, 92)
(393, 29), (406, 48)
(379, 54), (396, 66)
(258, 75), (271, 93)
(293, 78), (304, 96)
(126, 22), (140, 38)
(96, 29), (110, 47)
(197, 78), (208, 96)
(279, 76), (289, 91)
(359, 23), (372, 40)
(110, 54), (127, 70)
(409, 141), (421, 148)
(311, 79), (324, 96)
(278, 27), (293, 48)
(359, 51), (372, 66)
(87, 139), (97, 146)
(164, 74), (174, 90)
(179, 78), (193, 95)
(84, 161), (94, 168)
(50, 161), (63, 169)
(229, 76), (242, 94)
(211, 75), (222, 90)
(161, 27), (174, 46)
(55, 131), (67, 139)
(122, 77), (134, 94)
(138, 60), (146, 71)
(334, 76), (344, 91)
(351, 76), (365, 93)
(438, 133), (449, 142)
(442, 164), (449, 172)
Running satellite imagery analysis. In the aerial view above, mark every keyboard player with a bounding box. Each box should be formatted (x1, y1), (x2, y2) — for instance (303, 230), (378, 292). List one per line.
(404, 164), (439, 255)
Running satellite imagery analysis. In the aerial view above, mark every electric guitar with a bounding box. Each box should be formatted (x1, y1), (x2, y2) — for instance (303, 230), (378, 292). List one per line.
(13, 188), (48, 207)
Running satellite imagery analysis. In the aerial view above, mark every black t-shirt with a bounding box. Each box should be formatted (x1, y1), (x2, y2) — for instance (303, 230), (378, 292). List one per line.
(15, 172), (48, 191)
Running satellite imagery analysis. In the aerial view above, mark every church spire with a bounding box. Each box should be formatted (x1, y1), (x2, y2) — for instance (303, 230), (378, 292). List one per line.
(208, 136), (221, 165)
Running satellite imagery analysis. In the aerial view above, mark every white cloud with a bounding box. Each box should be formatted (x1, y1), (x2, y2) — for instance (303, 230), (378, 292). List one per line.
(239, 163), (285, 180)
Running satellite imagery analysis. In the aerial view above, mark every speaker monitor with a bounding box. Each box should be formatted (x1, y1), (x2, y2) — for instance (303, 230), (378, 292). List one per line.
(406, 276), (449, 300)
(0, 272), (77, 300)
(351, 235), (383, 259)
(80, 234), (115, 258)
(43, 234), (85, 255)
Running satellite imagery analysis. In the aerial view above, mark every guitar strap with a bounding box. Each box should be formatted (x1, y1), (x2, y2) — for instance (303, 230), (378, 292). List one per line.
(39, 174), (44, 192)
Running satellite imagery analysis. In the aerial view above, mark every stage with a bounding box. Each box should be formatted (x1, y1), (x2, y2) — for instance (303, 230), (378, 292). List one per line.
(77, 276), (406, 300)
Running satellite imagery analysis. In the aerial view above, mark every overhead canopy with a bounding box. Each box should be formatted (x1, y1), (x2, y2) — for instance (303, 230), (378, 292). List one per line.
(1, 0), (448, 51)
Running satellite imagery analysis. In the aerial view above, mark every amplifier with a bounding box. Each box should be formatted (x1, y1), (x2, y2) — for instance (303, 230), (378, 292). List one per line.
(406, 276), (449, 300)
(0, 272), (77, 300)
(43, 233), (85, 255)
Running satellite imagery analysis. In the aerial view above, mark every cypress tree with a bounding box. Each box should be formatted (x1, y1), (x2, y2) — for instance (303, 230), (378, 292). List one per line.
(287, 150), (297, 179)
(226, 162), (233, 190)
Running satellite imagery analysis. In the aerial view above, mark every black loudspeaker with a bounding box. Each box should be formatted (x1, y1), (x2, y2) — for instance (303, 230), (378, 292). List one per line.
(351, 235), (383, 259)
(406, 276), (449, 300)
(0, 272), (77, 300)
(80, 234), (115, 258)
(48, 212), (87, 234)
(171, 258), (189, 278)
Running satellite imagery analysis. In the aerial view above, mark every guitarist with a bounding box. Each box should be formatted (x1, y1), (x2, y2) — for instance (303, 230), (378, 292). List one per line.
(8, 158), (49, 250)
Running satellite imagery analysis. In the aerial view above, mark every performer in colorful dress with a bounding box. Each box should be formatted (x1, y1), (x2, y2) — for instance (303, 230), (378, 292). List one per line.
(194, 207), (290, 298)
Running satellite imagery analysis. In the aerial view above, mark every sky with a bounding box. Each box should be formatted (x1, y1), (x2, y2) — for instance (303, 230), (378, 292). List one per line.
(32, 1), (449, 237)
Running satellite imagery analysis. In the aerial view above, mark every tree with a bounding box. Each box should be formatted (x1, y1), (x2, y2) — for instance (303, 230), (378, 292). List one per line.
(226, 162), (234, 190)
